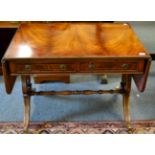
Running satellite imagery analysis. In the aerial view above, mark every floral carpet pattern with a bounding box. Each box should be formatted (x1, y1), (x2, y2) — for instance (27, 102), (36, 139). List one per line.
(0, 121), (155, 134)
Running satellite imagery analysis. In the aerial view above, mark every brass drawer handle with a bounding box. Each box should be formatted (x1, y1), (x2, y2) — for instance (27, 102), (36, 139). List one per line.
(122, 64), (129, 69)
(24, 65), (32, 71)
(59, 64), (67, 70)
(88, 63), (95, 70)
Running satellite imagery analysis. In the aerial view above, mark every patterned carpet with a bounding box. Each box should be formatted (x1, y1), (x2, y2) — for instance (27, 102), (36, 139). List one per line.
(0, 121), (155, 134)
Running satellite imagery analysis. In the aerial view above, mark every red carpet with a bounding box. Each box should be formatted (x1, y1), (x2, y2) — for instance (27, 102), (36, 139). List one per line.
(0, 121), (155, 134)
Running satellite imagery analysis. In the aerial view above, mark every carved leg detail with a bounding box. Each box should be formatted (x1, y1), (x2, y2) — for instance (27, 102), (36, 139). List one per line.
(21, 76), (31, 132)
(121, 74), (132, 128)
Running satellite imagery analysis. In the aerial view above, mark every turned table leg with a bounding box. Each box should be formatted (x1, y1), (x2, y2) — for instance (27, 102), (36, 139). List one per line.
(21, 76), (31, 132)
(121, 74), (132, 128)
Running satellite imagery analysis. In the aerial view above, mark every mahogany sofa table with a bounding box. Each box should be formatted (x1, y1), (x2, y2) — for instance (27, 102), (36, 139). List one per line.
(2, 22), (151, 131)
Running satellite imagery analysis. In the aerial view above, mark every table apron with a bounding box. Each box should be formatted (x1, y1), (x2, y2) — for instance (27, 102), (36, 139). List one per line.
(8, 60), (146, 75)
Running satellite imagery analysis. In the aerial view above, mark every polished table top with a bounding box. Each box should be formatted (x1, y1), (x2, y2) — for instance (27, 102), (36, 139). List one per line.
(4, 22), (150, 59)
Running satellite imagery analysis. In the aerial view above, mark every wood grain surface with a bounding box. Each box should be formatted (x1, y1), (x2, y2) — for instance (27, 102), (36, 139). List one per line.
(3, 22), (150, 59)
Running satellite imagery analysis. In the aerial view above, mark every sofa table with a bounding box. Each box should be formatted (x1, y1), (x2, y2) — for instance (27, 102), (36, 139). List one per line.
(2, 22), (151, 131)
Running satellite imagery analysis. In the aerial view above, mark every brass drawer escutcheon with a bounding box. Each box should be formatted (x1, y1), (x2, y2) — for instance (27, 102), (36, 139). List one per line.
(24, 65), (32, 71)
(88, 63), (95, 70)
(122, 63), (129, 69)
(59, 64), (67, 70)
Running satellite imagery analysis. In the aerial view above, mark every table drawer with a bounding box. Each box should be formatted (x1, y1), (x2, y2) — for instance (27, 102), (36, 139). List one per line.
(80, 61), (144, 73)
(9, 63), (77, 74)
(9, 60), (145, 75)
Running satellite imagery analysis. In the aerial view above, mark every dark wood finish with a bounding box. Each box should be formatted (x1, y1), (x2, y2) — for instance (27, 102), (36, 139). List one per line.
(8, 58), (145, 75)
(2, 22), (151, 131)
(34, 75), (70, 83)
(133, 58), (151, 92)
(0, 28), (17, 74)
(29, 88), (124, 96)
(0, 22), (19, 74)
(2, 60), (17, 94)
(3, 22), (151, 92)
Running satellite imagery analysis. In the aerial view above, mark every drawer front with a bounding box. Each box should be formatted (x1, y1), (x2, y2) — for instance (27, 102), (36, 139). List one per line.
(80, 61), (144, 73)
(9, 60), (145, 75)
(9, 63), (77, 74)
